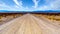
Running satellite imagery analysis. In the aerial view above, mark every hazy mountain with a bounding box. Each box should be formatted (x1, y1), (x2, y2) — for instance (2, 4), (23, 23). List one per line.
(0, 10), (60, 13)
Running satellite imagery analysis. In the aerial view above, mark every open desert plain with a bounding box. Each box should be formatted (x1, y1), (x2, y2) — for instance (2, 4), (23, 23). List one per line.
(0, 13), (60, 34)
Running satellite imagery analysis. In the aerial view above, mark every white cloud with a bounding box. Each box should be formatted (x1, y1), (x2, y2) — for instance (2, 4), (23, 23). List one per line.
(0, 0), (60, 11)
(32, 0), (40, 8)
(13, 0), (20, 6)
(47, 0), (60, 10)
(0, 1), (19, 10)
(52, 0), (60, 9)
(13, 0), (23, 8)
(0, 2), (11, 10)
(38, 0), (60, 10)
(15, 5), (20, 8)
(0, 0), (24, 11)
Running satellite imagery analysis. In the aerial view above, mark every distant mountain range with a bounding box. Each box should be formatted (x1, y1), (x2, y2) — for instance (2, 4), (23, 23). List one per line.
(0, 10), (60, 13)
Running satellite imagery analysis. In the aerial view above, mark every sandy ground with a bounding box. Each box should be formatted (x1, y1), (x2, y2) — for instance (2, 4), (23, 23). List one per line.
(0, 14), (60, 34)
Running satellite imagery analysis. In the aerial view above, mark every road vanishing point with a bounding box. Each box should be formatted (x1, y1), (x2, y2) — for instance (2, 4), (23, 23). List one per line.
(0, 14), (60, 34)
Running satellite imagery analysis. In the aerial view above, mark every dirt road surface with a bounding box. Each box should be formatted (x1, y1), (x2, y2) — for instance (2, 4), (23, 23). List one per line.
(0, 14), (60, 34)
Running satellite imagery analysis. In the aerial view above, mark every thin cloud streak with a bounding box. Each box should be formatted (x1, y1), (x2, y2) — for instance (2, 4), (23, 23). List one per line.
(13, 0), (23, 8)
(32, 0), (40, 8)
(0, 0), (60, 11)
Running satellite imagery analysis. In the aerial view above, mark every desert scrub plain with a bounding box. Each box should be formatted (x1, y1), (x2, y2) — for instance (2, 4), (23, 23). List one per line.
(0, 14), (23, 25)
(0, 13), (60, 25)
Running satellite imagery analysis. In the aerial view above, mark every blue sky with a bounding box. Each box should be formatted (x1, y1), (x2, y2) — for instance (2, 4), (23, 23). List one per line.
(0, 0), (60, 11)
